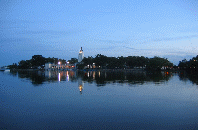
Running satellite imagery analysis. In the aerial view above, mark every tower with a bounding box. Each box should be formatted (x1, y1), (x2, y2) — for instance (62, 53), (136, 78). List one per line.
(78, 47), (84, 62)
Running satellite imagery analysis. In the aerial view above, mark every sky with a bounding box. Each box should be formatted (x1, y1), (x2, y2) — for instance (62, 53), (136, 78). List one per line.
(0, 0), (198, 66)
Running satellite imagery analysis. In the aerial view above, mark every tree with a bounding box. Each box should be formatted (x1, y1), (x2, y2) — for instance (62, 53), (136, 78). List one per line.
(18, 60), (31, 69)
(82, 56), (94, 68)
(137, 56), (148, 68)
(146, 56), (173, 70)
(45, 57), (55, 63)
(106, 57), (117, 69)
(8, 63), (18, 69)
(179, 55), (198, 70)
(94, 54), (108, 68)
(58, 59), (66, 65)
(126, 56), (137, 68)
(31, 55), (45, 67)
(68, 58), (78, 64)
(178, 59), (188, 69)
(117, 56), (126, 69)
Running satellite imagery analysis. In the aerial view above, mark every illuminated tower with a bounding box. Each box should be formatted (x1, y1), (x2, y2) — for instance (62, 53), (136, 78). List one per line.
(78, 47), (84, 62)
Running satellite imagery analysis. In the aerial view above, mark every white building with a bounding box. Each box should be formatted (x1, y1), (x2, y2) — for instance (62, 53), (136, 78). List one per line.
(45, 63), (54, 70)
(78, 47), (84, 62)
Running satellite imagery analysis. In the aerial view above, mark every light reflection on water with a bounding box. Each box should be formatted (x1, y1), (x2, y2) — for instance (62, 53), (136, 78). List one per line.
(0, 70), (198, 130)
(9, 70), (197, 87)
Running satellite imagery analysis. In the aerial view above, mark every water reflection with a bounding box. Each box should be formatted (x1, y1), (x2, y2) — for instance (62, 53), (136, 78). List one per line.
(11, 70), (198, 87)
(9, 70), (175, 86)
(2, 70), (197, 130)
(78, 78), (84, 94)
(178, 71), (198, 85)
(80, 71), (172, 86)
(17, 71), (46, 85)
(9, 70), (76, 85)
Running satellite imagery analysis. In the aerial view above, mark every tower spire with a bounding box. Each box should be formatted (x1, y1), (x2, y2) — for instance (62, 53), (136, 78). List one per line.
(78, 47), (84, 62)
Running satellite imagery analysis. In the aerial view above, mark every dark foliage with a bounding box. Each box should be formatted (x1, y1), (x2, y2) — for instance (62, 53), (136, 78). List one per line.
(178, 55), (198, 71)
(80, 54), (173, 70)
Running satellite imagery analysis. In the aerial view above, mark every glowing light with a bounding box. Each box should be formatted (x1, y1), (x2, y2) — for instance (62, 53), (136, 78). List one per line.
(58, 73), (61, 81)
(93, 71), (95, 79)
(79, 85), (83, 92)
(66, 71), (69, 81)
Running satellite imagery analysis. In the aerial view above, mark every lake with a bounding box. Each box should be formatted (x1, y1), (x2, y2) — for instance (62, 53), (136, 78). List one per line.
(0, 70), (197, 130)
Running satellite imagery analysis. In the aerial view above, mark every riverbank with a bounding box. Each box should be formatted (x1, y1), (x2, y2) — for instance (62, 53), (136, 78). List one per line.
(10, 68), (179, 73)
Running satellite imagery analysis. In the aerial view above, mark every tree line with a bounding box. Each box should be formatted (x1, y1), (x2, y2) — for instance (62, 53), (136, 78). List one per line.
(8, 54), (174, 70)
(178, 55), (198, 70)
(78, 54), (173, 70)
(7, 54), (198, 71)
(8, 55), (78, 69)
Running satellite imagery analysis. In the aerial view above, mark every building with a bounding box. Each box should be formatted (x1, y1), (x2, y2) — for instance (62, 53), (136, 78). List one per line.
(45, 62), (55, 70)
(78, 47), (84, 62)
(44, 48), (83, 70)
(45, 61), (76, 70)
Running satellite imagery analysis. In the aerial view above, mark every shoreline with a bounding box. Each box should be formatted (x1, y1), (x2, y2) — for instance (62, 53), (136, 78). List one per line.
(10, 68), (179, 72)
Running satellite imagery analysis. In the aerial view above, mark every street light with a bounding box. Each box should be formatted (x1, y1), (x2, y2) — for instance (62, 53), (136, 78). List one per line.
(58, 61), (61, 69)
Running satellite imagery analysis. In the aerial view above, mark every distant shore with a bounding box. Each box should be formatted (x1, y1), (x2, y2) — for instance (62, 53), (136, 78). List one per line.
(10, 68), (178, 72)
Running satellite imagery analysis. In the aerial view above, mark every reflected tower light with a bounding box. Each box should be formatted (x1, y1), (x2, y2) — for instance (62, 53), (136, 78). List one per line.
(93, 71), (95, 79)
(79, 85), (83, 94)
(58, 73), (61, 81)
(66, 71), (69, 81)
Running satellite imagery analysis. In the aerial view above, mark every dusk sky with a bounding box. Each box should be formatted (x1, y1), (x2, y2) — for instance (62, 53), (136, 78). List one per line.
(0, 0), (198, 66)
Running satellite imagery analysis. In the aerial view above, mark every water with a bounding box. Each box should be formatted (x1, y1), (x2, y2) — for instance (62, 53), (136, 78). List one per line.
(0, 70), (197, 130)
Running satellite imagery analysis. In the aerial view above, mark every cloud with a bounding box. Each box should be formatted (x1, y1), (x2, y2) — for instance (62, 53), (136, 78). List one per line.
(122, 46), (136, 50)
(127, 34), (198, 45)
(13, 49), (78, 53)
(152, 34), (198, 42)
(95, 34), (198, 50)
(86, 46), (117, 51)
(96, 39), (125, 44)
(0, 19), (85, 39)
(0, 37), (34, 45)
(18, 29), (85, 36)
(92, 39), (128, 50)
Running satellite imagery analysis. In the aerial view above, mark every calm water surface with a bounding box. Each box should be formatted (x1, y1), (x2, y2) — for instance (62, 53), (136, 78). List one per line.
(0, 70), (197, 130)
